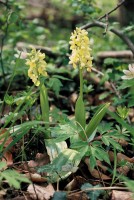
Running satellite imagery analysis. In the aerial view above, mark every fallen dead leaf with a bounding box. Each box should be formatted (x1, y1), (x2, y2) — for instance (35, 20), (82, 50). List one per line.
(96, 160), (108, 172)
(109, 151), (134, 163)
(0, 189), (7, 200)
(27, 184), (55, 200)
(84, 158), (111, 180)
(67, 192), (88, 200)
(26, 173), (47, 183)
(65, 176), (87, 191)
(0, 129), (14, 167)
(117, 165), (131, 176)
(2, 151), (13, 166)
(111, 190), (133, 200)
(35, 153), (50, 166)
(117, 153), (134, 163)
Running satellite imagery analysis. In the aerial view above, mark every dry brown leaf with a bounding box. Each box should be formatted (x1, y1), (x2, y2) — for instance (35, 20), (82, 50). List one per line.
(89, 168), (111, 180)
(84, 158), (111, 180)
(2, 151), (13, 166)
(0, 189), (7, 200)
(27, 184), (55, 200)
(109, 151), (134, 163)
(0, 129), (14, 167)
(117, 165), (130, 176)
(117, 153), (134, 163)
(65, 176), (87, 191)
(119, 139), (128, 146)
(26, 173), (47, 183)
(111, 190), (133, 200)
(35, 153), (50, 166)
(28, 153), (50, 170)
(67, 192), (88, 200)
(96, 160), (108, 172)
(0, 129), (13, 147)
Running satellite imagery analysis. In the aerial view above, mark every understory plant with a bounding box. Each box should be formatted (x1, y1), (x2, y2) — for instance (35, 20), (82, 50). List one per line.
(29, 28), (130, 182)
(1, 28), (133, 187)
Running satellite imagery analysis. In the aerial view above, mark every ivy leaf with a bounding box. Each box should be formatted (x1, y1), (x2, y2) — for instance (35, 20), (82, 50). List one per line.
(52, 191), (67, 200)
(81, 183), (103, 200)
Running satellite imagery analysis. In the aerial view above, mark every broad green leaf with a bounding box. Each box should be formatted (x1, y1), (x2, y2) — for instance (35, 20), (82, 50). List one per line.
(40, 84), (50, 136)
(45, 139), (67, 161)
(86, 103), (110, 138)
(70, 141), (88, 150)
(38, 149), (81, 182)
(75, 96), (86, 140)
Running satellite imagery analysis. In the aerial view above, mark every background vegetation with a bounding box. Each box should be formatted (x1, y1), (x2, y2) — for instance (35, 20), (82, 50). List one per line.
(0, 0), (134, 199)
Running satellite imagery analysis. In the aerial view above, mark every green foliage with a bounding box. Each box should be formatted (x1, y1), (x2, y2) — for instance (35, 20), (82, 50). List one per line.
(75, 96), (86, 139)
(117, 106), (129, 119)
(40, 84), (50, 134)
(85, 103), (110, 138)
(81, 183), (104, 200)
(38, 148), (81, 182)
(52, 191), (67, 200)
(0, 162), (30, 189)
(0, 0), (134, 194)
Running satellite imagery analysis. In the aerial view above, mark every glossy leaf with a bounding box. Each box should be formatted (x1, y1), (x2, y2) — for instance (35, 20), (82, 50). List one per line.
(86, 103), (110, 138)
(75, 96), (86, 140)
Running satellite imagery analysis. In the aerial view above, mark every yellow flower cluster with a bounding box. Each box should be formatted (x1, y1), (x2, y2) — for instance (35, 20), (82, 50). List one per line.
(26, 48), (47, 86)
(69, 27), (93, 71)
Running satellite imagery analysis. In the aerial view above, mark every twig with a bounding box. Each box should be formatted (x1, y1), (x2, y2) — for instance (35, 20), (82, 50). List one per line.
(81, 21), (134, 56)
(68, 186), (128, 196)
(98, 0), (126, 21)
(16, 42), (60, 58)
(103, 14), (109, 35)
(0, 0), (8, 7)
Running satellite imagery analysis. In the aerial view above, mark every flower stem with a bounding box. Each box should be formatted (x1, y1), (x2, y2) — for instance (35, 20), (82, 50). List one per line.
(40, 83), (50, 138)
(79, 68), (83, 99)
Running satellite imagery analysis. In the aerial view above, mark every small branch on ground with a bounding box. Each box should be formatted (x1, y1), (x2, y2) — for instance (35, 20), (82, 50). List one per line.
(16, 42), (60, 59)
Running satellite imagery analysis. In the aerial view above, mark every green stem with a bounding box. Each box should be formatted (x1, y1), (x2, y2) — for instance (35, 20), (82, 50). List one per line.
(79, 68), (83, 99)
(40, 83), (50, 138)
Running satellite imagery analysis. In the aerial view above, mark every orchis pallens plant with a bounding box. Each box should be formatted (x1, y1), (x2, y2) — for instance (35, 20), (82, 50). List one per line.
(26, 48), (50, 138)
(69, 28), (93, 140)
(69, 27), (110, 141)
